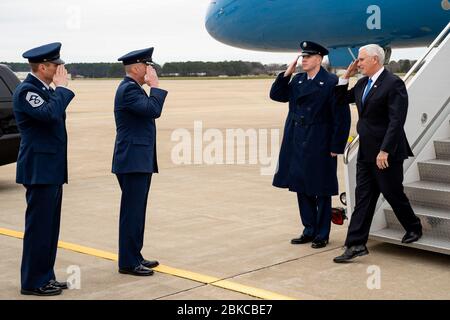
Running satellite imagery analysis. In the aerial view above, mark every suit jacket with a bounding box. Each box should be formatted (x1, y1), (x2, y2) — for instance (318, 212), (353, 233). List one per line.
(335, 69), (413, 162)
(112, 76), (168, 174)
(13, 74), (75, 185)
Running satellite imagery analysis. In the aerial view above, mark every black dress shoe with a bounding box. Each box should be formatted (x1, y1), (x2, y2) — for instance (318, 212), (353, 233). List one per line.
(21, 283), (62, 296)
(311, 239), (328, 249)
(291, 235), (314, 244)
(119, 264), (154, 276)
(141, 259), (159, 269)
(333, 245), (369, 263)
(49, 280), (69, 290)
(402, 230), (423, 244)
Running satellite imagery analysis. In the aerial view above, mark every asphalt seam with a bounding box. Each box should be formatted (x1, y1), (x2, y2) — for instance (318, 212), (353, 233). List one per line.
(150, 244), (343, 300)
(209, 245), (343, 284)
(153, 283), (209, 300)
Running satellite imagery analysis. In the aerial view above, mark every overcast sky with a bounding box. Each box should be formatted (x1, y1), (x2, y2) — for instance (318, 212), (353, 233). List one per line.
(1, 0), (426, 64)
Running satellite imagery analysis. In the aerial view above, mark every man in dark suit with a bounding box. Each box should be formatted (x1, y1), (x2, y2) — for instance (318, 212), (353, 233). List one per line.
(333, 44), (423, 263)
(13, 43), (75, 296)
(112, 48), (168, 276)
(270, 41), (350, 249)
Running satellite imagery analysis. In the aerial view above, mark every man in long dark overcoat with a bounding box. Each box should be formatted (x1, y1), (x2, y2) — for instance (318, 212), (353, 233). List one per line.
(270, 41), (350, 248)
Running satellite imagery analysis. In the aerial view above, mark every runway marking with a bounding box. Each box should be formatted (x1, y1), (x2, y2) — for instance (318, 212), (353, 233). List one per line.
(0, 227), (295, 300)
(212, 279), (294, 300)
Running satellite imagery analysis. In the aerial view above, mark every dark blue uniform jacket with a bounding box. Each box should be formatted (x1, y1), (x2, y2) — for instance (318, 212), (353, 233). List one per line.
(270, 67), (350, 195)
(112, 76), (168, 174)
(13, 74), (75, 185)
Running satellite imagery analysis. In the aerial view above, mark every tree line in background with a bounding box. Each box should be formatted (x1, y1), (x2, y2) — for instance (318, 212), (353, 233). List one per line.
(1, 60), (416, 78)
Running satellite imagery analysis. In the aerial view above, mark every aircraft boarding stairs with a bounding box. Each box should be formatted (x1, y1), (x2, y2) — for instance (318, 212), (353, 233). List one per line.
(343, 22), (450, 255)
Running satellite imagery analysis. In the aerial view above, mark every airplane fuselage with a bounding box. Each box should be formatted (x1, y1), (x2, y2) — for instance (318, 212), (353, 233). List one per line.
(205, 0), (449, 64)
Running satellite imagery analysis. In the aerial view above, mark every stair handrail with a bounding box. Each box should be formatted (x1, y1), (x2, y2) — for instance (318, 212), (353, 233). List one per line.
(403, 22), (450, 83)
(343, 135), (359, 165)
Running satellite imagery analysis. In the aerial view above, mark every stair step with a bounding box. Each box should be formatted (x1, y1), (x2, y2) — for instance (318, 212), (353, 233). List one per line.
(384, 205), (450, 239)
(434, 139), (450, 160)
(404, 181), (450, 210)
(418, 159), (450, 183)
(370, 228), (450, 255)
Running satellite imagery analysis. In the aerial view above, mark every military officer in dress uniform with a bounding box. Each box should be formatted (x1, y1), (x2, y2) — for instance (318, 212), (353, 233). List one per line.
(112, 48), (168, 276)
(270, 41), (351, 249)
(13, 42), (75, 296)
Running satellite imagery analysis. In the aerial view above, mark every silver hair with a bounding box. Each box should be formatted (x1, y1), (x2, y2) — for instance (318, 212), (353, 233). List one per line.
(359, 44), (385, 65)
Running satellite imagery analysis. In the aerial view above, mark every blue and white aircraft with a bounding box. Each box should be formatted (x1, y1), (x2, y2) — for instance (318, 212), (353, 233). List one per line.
(205, 0), (450, 66)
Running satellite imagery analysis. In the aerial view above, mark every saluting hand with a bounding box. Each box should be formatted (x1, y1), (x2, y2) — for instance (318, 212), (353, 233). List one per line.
(53, 65), (68, 87)
(343, 59), (359, 79)
(284, 55), (301, 78)
(144, 65), (159, 88)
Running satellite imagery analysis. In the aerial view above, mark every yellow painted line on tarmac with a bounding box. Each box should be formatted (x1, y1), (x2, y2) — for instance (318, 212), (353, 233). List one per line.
(0, 227), (295, 300)
(151, 266), (294, 300)
(154, 264), (220, 284)
(0, 228), (24, 239)
(58, 241), (119, 261)
(0, 228), (118, 260)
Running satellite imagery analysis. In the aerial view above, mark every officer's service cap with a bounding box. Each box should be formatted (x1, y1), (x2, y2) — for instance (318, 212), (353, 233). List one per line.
(118, 48), (155, 66)
(300, 41), (329, 57)
(22, 42), (65, 65)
